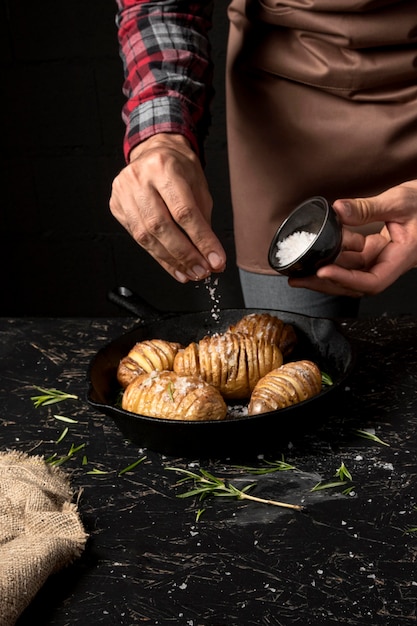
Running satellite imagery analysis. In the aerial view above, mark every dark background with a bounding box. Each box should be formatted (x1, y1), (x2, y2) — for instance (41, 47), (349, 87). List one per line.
(2, 0), (416, 318)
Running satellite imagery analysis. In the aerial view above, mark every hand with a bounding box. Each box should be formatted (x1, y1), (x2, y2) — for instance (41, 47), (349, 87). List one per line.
(289, 180), (417, 298)
(109, 133), (227, 283)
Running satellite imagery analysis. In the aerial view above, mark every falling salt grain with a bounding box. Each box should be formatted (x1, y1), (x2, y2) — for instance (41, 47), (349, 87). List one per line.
(204, 276), (221, 322)
(275, 231), (316, 266)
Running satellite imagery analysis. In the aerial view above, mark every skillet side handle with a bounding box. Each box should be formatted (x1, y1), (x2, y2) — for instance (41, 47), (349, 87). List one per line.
(108, 286), (163, 319)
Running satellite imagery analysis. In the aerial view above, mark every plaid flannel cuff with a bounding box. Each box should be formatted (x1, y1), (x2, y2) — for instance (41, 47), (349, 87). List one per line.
(123, 96), (200, 161)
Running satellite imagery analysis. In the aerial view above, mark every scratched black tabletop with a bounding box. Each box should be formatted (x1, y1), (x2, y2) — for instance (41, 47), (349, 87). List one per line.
(1, 316), (417, 626)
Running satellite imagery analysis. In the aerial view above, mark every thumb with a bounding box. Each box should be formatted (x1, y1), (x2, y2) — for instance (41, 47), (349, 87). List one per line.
(332, 197), (381, 228)
(332, 195), (393, 237)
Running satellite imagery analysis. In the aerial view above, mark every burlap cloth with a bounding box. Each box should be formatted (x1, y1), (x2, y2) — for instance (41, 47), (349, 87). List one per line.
(0, 451), (88, 626)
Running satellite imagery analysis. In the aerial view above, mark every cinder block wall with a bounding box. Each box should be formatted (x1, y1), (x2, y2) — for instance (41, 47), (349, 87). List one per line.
(1, 0), (242, 316)
(2, 0), (416, 317)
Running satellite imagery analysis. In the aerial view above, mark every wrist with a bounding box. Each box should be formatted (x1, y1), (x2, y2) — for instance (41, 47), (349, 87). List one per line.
(129, 133), (193, 162)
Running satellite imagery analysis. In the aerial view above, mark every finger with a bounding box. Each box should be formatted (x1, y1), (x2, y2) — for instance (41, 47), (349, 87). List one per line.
(291, 237), (414, 297)
(123, 181), (227, 281)
(341, 229), (365, 253)
(289, 272), (365, 298)
(315, 242), (409, 295)
(158, 177), (227, 272)
(127, 195), (215, 280)
(337, 232), (389, 270)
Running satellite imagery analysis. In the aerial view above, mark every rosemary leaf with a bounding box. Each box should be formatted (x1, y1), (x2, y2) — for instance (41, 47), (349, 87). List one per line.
(48, 457), (70, 467)
(196, 508), (205, 522)
(335, 462), (352, 482)
(311, 480), (350, 492)
(45, 453), (58, 463)
(177, 487), (214, 499)
(54, 414), (78, 424)
(118, 456), (147, 476)
(354, 429), (390, 447)
(167, 382), (175, 402)
(321, 372), (333, 386)
(67, 443), (86, 457)
(233, 457), (296, 474)
(56, 427), (69, 444)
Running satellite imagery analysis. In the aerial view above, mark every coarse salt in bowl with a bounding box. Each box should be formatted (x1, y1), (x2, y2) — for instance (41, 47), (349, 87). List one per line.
(268, 196), (342, 278)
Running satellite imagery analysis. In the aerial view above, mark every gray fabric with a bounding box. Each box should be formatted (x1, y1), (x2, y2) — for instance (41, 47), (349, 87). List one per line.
(239, 269), (360, 318)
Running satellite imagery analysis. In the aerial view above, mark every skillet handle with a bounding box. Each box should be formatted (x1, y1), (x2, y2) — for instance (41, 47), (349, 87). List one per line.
(108, 286), (164, 320)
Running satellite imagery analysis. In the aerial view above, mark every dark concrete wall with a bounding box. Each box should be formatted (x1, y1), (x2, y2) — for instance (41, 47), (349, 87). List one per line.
(1, 0), (242, 316)
(2, 0), (416, 318)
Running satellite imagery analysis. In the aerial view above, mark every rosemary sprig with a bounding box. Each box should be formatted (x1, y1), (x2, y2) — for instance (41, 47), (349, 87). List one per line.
(167, 467), (303, 511)
(31, 386), (78, 408)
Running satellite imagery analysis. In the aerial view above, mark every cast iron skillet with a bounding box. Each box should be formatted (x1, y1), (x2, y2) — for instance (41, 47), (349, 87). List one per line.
(87, 287), (355, 459)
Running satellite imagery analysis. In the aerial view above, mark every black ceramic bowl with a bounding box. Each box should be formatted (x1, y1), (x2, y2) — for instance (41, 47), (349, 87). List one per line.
(268, 196), (342, 278)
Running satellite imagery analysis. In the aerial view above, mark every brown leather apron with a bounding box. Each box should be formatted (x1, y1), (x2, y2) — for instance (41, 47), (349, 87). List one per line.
(226, 0), (417, 273)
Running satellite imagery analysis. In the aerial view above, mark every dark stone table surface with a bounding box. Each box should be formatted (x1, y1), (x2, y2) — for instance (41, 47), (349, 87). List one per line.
(1, 315), (417, 626)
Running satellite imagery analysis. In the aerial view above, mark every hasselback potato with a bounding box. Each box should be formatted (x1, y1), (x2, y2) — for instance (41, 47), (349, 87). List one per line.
(173, 332), (283, 400)
(248, 360), (322, 415)
(226, 313), (297, 357)
(117, 339), (182, 388)
(122, 370), (227, 421)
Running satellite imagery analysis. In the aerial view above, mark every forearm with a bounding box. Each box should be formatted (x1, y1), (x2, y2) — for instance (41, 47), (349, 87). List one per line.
(116, 0), (215, 162)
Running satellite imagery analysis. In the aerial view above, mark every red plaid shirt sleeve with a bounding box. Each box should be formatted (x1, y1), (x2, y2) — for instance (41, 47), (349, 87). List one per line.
(115, 0), (215, 162)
